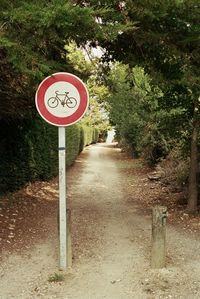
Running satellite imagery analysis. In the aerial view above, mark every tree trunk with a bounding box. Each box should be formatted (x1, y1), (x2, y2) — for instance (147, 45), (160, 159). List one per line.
(187, 120), (199, 213)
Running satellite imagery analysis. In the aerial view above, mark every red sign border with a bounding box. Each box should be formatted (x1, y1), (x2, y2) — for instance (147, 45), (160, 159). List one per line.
(35, 72), (89, 126)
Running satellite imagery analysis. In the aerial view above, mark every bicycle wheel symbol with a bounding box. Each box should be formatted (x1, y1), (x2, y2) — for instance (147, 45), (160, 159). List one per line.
(48, 97), (59, 108)
(66, 97), (77, 108)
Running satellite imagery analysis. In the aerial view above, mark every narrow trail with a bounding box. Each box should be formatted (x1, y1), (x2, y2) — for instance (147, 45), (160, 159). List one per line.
(67, 144), (151, 299)
(1, 144), (200, 299)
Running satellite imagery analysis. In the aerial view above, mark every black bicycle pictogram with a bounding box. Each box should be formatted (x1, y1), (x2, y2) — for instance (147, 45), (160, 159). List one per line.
(47, 91), (77, 109)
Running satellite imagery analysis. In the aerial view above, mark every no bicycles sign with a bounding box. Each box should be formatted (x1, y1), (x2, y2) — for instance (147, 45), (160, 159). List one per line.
(35, 72), (89, 270)
(35, 72), (89, 126)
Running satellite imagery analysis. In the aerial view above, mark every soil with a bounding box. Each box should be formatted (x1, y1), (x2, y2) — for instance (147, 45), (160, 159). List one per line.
(1, 143), (200, 299)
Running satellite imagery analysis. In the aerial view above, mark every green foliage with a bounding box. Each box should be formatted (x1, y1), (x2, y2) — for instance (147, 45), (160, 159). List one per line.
(0, 0), (131, 119)
(48, 272), (65, 283)
(0, 116), (98, 194)
(66, 125), (82, 167)
(81, 126), (99, 148)
(1, 0), (199, 196)
(106, 62), (187, 163)
(0, 116), (57, 193)
(102, 0), (200, 158)
(81, 78), (111, 135)
(65, 40), (111, 135)
(65, 41), (94, 79)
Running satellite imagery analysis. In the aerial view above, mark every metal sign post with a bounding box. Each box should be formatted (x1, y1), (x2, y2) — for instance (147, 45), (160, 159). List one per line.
(58, 126), (67, 270)
(35, 72), (89, 271)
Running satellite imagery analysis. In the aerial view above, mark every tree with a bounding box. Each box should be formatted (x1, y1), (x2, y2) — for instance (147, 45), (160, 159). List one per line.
(100, 0), (200, 212)
(65, 40), (110, 134)
(105, 62), (186, 161)
(0, 0), (129, 119)
(1, 0), (200, 211)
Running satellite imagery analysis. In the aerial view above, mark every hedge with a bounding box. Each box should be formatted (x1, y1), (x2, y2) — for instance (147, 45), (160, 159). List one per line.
(0, 115), (99, 194)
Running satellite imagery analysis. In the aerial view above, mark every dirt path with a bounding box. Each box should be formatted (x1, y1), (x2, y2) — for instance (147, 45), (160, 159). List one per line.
(1, 144), (200, 298)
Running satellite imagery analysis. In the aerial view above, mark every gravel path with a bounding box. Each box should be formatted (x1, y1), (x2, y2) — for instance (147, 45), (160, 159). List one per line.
(1, 143), (200, 299)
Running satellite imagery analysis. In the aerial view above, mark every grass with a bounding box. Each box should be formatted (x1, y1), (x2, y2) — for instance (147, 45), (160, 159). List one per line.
(115, 159), (144, 169)
(48, 272), (65, 283)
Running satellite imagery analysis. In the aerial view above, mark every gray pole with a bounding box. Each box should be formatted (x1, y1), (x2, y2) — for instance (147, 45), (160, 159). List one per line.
(58, 127), (67, 270)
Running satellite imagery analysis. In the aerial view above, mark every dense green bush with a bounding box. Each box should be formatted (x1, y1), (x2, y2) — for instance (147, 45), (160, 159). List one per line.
(0, 116), (98, 194)
(66, 125), (82, 168)
(80, 125), (99, 148)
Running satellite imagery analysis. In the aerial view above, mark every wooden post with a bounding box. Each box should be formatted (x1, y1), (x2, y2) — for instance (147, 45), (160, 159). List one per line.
(67, 208), (72, 268)
(151, 206), (167, 268)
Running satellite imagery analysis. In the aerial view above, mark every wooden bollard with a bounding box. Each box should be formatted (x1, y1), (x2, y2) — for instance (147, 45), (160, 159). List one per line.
(151, 206), (167, 268)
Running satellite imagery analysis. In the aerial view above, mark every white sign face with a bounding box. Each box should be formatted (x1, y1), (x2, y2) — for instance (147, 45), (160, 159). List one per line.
(44, 81), (80, 117)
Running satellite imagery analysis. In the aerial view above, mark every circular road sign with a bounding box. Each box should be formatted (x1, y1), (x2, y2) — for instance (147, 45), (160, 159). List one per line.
(35, 72), (89, 126)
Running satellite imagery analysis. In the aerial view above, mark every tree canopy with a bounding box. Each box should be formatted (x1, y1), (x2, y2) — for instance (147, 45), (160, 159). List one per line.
(0, 0), (129, 119)
(1, 0), (200, 212)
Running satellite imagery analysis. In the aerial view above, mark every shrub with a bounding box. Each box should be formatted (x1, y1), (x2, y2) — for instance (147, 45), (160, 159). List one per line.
(159, 147), (190, 189)
(0, 115), (98, 194)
